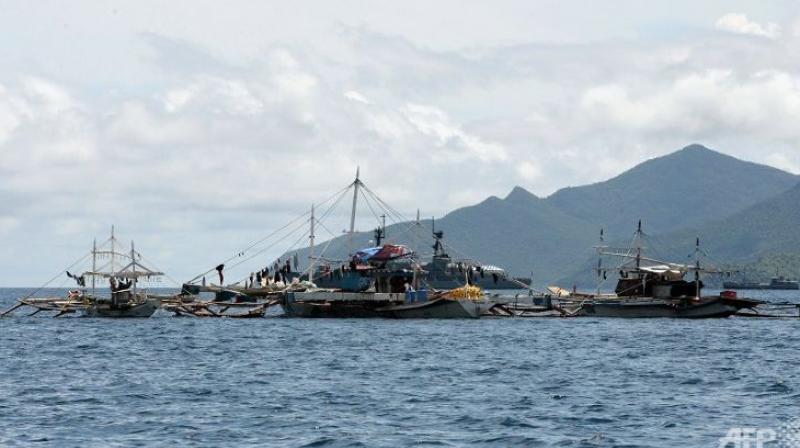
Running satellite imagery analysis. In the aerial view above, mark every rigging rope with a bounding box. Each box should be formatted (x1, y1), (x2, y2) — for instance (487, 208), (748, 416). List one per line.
(16, 252), (93, 303)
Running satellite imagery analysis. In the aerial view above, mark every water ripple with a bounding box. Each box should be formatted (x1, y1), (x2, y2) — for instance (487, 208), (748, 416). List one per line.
(1, 288), (799, 446)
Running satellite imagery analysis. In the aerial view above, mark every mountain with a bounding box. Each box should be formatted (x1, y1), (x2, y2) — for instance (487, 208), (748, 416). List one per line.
(287, 144), (799, 287)
(671, 180), (800, 263)
(544, 144), (798, 236)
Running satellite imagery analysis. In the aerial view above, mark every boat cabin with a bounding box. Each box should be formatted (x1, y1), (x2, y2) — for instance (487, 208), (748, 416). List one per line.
(615, 265), (701, 298)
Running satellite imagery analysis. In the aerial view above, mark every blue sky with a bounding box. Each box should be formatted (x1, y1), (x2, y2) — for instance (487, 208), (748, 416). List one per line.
(2, 1), (800, 285)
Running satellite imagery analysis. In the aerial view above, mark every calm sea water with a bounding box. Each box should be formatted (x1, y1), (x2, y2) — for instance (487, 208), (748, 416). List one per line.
(1, 287), (799, 447)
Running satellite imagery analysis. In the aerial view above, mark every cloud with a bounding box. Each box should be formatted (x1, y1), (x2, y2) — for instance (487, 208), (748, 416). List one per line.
(577, 70), (800, 139)
(3, 5), (800, 285)
(715, 13), (781, 39)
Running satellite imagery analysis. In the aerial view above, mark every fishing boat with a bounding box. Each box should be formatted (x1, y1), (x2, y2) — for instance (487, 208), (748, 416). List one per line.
(80, 228), (163, 317)
(283, 286), (491, 319)
(1, 227), (165, 318)
(554, 222), (763, 318)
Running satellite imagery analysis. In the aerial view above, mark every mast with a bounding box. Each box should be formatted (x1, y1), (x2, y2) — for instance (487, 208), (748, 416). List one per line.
(348, 167), (360, 256)
(596, 228), (605, 295)
(309, 204), (315, 283)
(110, 225), (115, 274)
(91, 238), (97, 296)
(695, 237), (701, 299)
(635, 220), (644, 296)
(131, 241), (137, 298)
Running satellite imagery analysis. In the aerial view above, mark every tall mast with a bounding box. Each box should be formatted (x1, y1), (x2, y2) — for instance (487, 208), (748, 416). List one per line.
(348, 167), (360, 255)
(131, 241), (137, 298)
(91, 238), (97, 296)
(110, 225), (115, 274)
(596, 228), (605, 296)
(309, 204), (315, 283)
(695, 237), (701, 299)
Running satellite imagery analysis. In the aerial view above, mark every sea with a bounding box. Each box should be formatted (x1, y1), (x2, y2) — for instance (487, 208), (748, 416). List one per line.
(1, 287), (799, 447)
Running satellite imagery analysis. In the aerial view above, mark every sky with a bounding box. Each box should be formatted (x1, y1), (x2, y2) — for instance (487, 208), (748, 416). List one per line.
(2, 0), (800, 286)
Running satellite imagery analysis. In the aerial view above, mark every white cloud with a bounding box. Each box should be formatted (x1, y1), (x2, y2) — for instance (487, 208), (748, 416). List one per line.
(577, 70), (800, 139)
(344, 90), (371, 104)
(2, 4), (800, 285)
(402, 103), (508, 163)
(715, 13), (781, 39)
(515, 161), (541, 181)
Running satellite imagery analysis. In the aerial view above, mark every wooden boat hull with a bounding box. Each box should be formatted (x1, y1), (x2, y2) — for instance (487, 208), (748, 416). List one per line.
(575, 297), (760, 318)
(282, 291), (404, 318)
(83, 298), (160, 318)
(282, 291), (490, 318)
(376, 298), (491, 319)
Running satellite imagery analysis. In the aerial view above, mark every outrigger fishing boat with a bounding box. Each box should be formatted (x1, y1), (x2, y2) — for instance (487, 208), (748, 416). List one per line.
(1, 227), (165, 318)
(552, 222), (763, 318)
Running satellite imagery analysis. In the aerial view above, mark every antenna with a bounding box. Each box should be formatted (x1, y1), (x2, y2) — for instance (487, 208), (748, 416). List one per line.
(374, 214), (386, 246)
(635, 221), (643, 269)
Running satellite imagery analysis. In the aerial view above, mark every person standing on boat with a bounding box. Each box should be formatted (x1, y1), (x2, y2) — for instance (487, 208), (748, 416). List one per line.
(216, 264), (225, 285)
